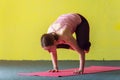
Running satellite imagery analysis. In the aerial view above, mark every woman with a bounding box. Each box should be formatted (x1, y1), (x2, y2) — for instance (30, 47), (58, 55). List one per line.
(41, 13), (91, 74)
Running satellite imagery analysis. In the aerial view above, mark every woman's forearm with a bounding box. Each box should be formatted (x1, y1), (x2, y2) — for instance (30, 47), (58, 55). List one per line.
(50, 52), (58, 70)
(79, 51), (85, 74)
(66, 36), (85, 74)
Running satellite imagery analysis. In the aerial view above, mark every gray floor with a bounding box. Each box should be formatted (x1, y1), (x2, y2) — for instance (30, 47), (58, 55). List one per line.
(0, 60), (120, 80)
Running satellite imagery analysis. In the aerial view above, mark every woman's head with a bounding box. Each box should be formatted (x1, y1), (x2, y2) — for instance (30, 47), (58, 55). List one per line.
(41, 33), (58, 48)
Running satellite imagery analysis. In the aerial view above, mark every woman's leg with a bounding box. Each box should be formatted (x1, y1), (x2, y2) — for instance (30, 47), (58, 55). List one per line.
(75, 14), (91, 52)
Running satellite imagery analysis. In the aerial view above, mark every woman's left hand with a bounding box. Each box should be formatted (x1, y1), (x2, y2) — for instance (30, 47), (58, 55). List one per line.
(48, 69), (59, 72)
(73, 69), (83, 75)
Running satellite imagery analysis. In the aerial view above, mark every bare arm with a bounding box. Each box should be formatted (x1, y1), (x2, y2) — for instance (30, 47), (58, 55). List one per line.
(66, 36), (85, 74)
(49, 49), (58, 72)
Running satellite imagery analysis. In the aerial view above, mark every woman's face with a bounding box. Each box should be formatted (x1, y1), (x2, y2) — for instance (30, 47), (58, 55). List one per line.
(43, 45), (56, 53)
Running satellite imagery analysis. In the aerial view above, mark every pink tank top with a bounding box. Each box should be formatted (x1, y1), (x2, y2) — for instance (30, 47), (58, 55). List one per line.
(47, 13), (82, 33)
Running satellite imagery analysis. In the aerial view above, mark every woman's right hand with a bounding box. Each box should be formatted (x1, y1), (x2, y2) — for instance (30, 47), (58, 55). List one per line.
(48, 69), (59, 72)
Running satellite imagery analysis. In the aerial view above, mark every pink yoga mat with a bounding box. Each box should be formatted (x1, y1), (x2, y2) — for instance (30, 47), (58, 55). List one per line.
(18, 66), (120, 77)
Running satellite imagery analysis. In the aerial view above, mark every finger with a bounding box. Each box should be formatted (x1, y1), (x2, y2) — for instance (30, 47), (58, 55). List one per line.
(48, 69), (55, 72)
(53, 70), (59, 72)
(56, 70), (59, 72)
(48, 70), (52, 72)
(73, 70), (82, 74)
(48, 69), (59, 72)
(52, 70), (56, 72)
(74, 72), (81, 74)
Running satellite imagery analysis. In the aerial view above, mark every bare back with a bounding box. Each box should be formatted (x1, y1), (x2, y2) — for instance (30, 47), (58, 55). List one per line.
(47, 13), (82, 44)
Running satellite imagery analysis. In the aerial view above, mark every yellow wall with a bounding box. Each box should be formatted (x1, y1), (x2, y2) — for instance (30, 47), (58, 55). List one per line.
(0, 0), (120, 60)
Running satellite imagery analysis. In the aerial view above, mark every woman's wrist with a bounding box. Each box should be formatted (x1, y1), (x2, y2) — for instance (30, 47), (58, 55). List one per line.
(54, 66), (58, 70)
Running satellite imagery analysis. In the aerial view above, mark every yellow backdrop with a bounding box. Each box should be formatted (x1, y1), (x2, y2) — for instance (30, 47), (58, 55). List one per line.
(0, 0), (120, 60)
